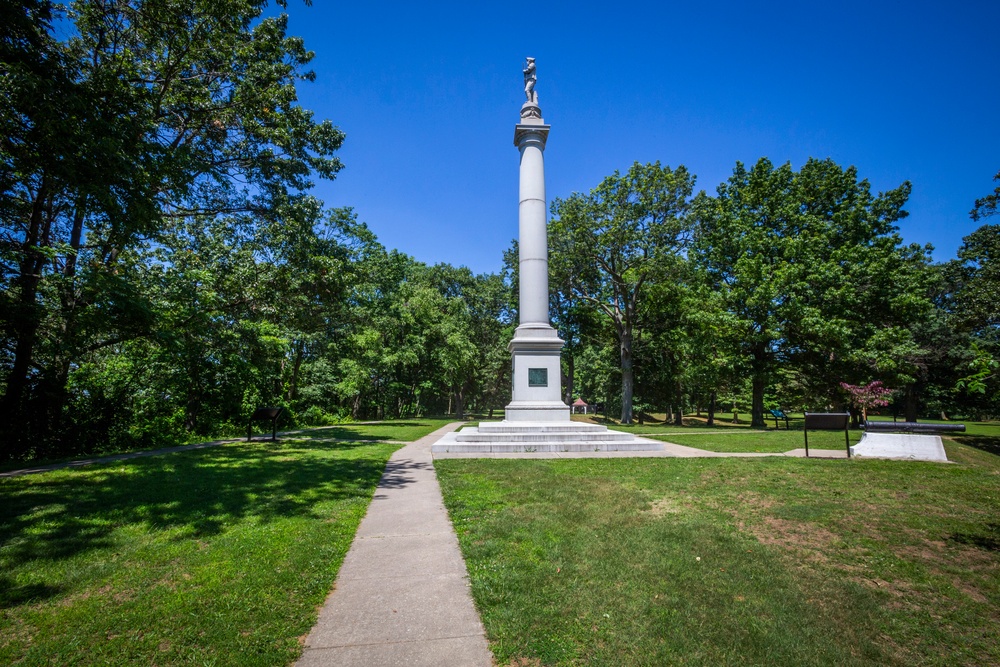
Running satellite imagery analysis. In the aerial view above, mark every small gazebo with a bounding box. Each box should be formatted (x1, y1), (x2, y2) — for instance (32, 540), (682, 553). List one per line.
(571, 398), (590, 414)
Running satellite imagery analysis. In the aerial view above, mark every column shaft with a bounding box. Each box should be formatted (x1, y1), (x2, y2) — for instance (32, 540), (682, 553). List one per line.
(518, 139), (549, 325)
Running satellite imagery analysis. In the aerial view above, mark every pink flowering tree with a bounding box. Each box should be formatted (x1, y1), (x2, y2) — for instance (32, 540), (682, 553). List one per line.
(839, 381), (894, 421)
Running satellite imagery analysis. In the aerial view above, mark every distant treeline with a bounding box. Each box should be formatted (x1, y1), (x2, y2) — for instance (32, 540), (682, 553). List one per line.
(2, 1), (998, 461)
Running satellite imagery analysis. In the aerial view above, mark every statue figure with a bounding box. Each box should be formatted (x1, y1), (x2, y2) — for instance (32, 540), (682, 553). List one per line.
(523, 57), (537, 103)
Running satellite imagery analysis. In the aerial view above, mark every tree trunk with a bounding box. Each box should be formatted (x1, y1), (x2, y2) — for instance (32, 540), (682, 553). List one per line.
(184, 393), (200, 432)
(620, 329), (634, 424)
(285, 341), (304, 402)
(750, 374), (766, 428)
(3, 182), (52, 425)
(673, 379), (683, 426)
(904, 387), (919, 422)
(707, 391), (716, 427)
(564, 353), (575, 405)
(455, 385), (465, 420)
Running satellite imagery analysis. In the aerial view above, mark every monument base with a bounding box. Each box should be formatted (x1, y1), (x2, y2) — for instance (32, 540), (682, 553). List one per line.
(850, 432), (949, 462)
(505, 401), (571, 422)
(430, 421), (664, 454)
(505, 323), (570, 422)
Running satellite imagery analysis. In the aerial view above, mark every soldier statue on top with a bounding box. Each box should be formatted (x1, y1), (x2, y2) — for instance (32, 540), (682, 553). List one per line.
(523, 57), (537, 103)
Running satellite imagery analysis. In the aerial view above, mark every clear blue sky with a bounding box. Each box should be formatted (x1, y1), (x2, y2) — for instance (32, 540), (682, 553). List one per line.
(280, 1), (999, 275)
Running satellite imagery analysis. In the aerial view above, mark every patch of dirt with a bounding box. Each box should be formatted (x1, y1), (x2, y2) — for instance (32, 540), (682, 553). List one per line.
(734, 491), (777, 511)
(59, 583), (112, 607)
(750, 516), (841, 564)
(505, 658), (542, 667)
(953, 578), (989, 604)
(896, 534), (998, 571)
(643, 497), (687, 517)
(113, 589), (135, 603)
(851, 576), (919, 607)
(0, 616), (36, 650)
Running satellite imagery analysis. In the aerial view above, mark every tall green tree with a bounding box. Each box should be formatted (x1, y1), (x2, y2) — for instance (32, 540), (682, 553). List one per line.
(692, 158), (924, 426)
(949, 224), (1000, 329)
(942, 224), (1000, 417)
(0, 0), (343, 457)
(971, 170), (1000, 221)
(550, 161), (695, 423)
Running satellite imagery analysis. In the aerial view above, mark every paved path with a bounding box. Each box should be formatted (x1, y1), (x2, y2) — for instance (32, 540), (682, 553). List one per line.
(297, 422), (493, 667)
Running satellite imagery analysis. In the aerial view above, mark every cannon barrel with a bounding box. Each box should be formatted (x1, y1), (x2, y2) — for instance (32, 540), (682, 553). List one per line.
(863, 421), (965, 434)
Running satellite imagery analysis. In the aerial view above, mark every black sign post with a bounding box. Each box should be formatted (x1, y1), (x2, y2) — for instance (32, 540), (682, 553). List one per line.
(248, 407), (284, 442)
(803, 412), (851, 458)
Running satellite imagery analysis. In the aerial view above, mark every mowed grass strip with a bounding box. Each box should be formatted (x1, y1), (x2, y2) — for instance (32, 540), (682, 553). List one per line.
(0, 420), (448, 666)
(285, 419), (455, 443)
(649, 428), (863, 454)
(436, 432), (1000, 666)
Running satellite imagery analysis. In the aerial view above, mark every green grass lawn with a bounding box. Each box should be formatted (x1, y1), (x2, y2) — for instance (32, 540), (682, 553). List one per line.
(0, 419), (449, 666)
(607, 417), (1000, 455)
(645, 428), (863, 454)
(284, 419), (452, 443)
(437, 434), (1000, 666)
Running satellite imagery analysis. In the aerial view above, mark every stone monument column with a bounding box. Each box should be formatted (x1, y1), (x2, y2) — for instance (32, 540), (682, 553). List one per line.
(505, 58), (570, 422)
(429, 60), (662, 453)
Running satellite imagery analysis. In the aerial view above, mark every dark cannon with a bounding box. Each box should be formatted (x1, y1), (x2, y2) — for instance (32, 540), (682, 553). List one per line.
(863, 421), (965, 435)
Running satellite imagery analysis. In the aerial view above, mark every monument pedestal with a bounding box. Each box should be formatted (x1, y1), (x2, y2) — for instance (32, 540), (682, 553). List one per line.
(505, 323), (570, 422)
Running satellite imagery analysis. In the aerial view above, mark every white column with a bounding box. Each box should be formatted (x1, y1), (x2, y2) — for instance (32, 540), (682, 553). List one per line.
(517, 131), (549, 326)
(504, 107), (569, 423)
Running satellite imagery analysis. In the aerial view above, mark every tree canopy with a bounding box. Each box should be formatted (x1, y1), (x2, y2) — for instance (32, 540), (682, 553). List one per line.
(1, 2), (996, 462)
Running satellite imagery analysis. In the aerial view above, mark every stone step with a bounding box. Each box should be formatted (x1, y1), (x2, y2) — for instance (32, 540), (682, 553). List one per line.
(455, 432), (636, 443)
(477, 423), (610, 434)
(431, 441), (666, 454)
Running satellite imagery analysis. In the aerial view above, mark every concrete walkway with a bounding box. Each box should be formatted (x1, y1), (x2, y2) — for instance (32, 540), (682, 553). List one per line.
(297, 422), (493, 667)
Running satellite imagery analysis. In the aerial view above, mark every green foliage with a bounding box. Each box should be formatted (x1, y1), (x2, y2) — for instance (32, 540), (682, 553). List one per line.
(2, 3), (991, 462)
(971, 169), (1000, 221)
(0, 3), (514, 462)
(1, 0), (344, 457)
(691, 157), (929, 425)
(550, 161), (696, 424)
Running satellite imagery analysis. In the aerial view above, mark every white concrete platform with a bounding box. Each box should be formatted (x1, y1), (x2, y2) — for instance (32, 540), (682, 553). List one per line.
(429, 421), (665, 454)
(850, 432), (949, 462)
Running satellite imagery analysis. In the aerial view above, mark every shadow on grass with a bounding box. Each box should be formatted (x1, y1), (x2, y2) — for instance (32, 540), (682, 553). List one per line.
(300, 423), (429, 441)
(948, 523), (1000, 552)
(0, 439), (392, 607)
(950, 435), (1000, 457)
(0, 576), (63, 608)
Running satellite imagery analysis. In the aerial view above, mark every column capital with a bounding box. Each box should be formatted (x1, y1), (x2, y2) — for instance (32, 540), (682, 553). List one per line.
(514, 122), (550, 148)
